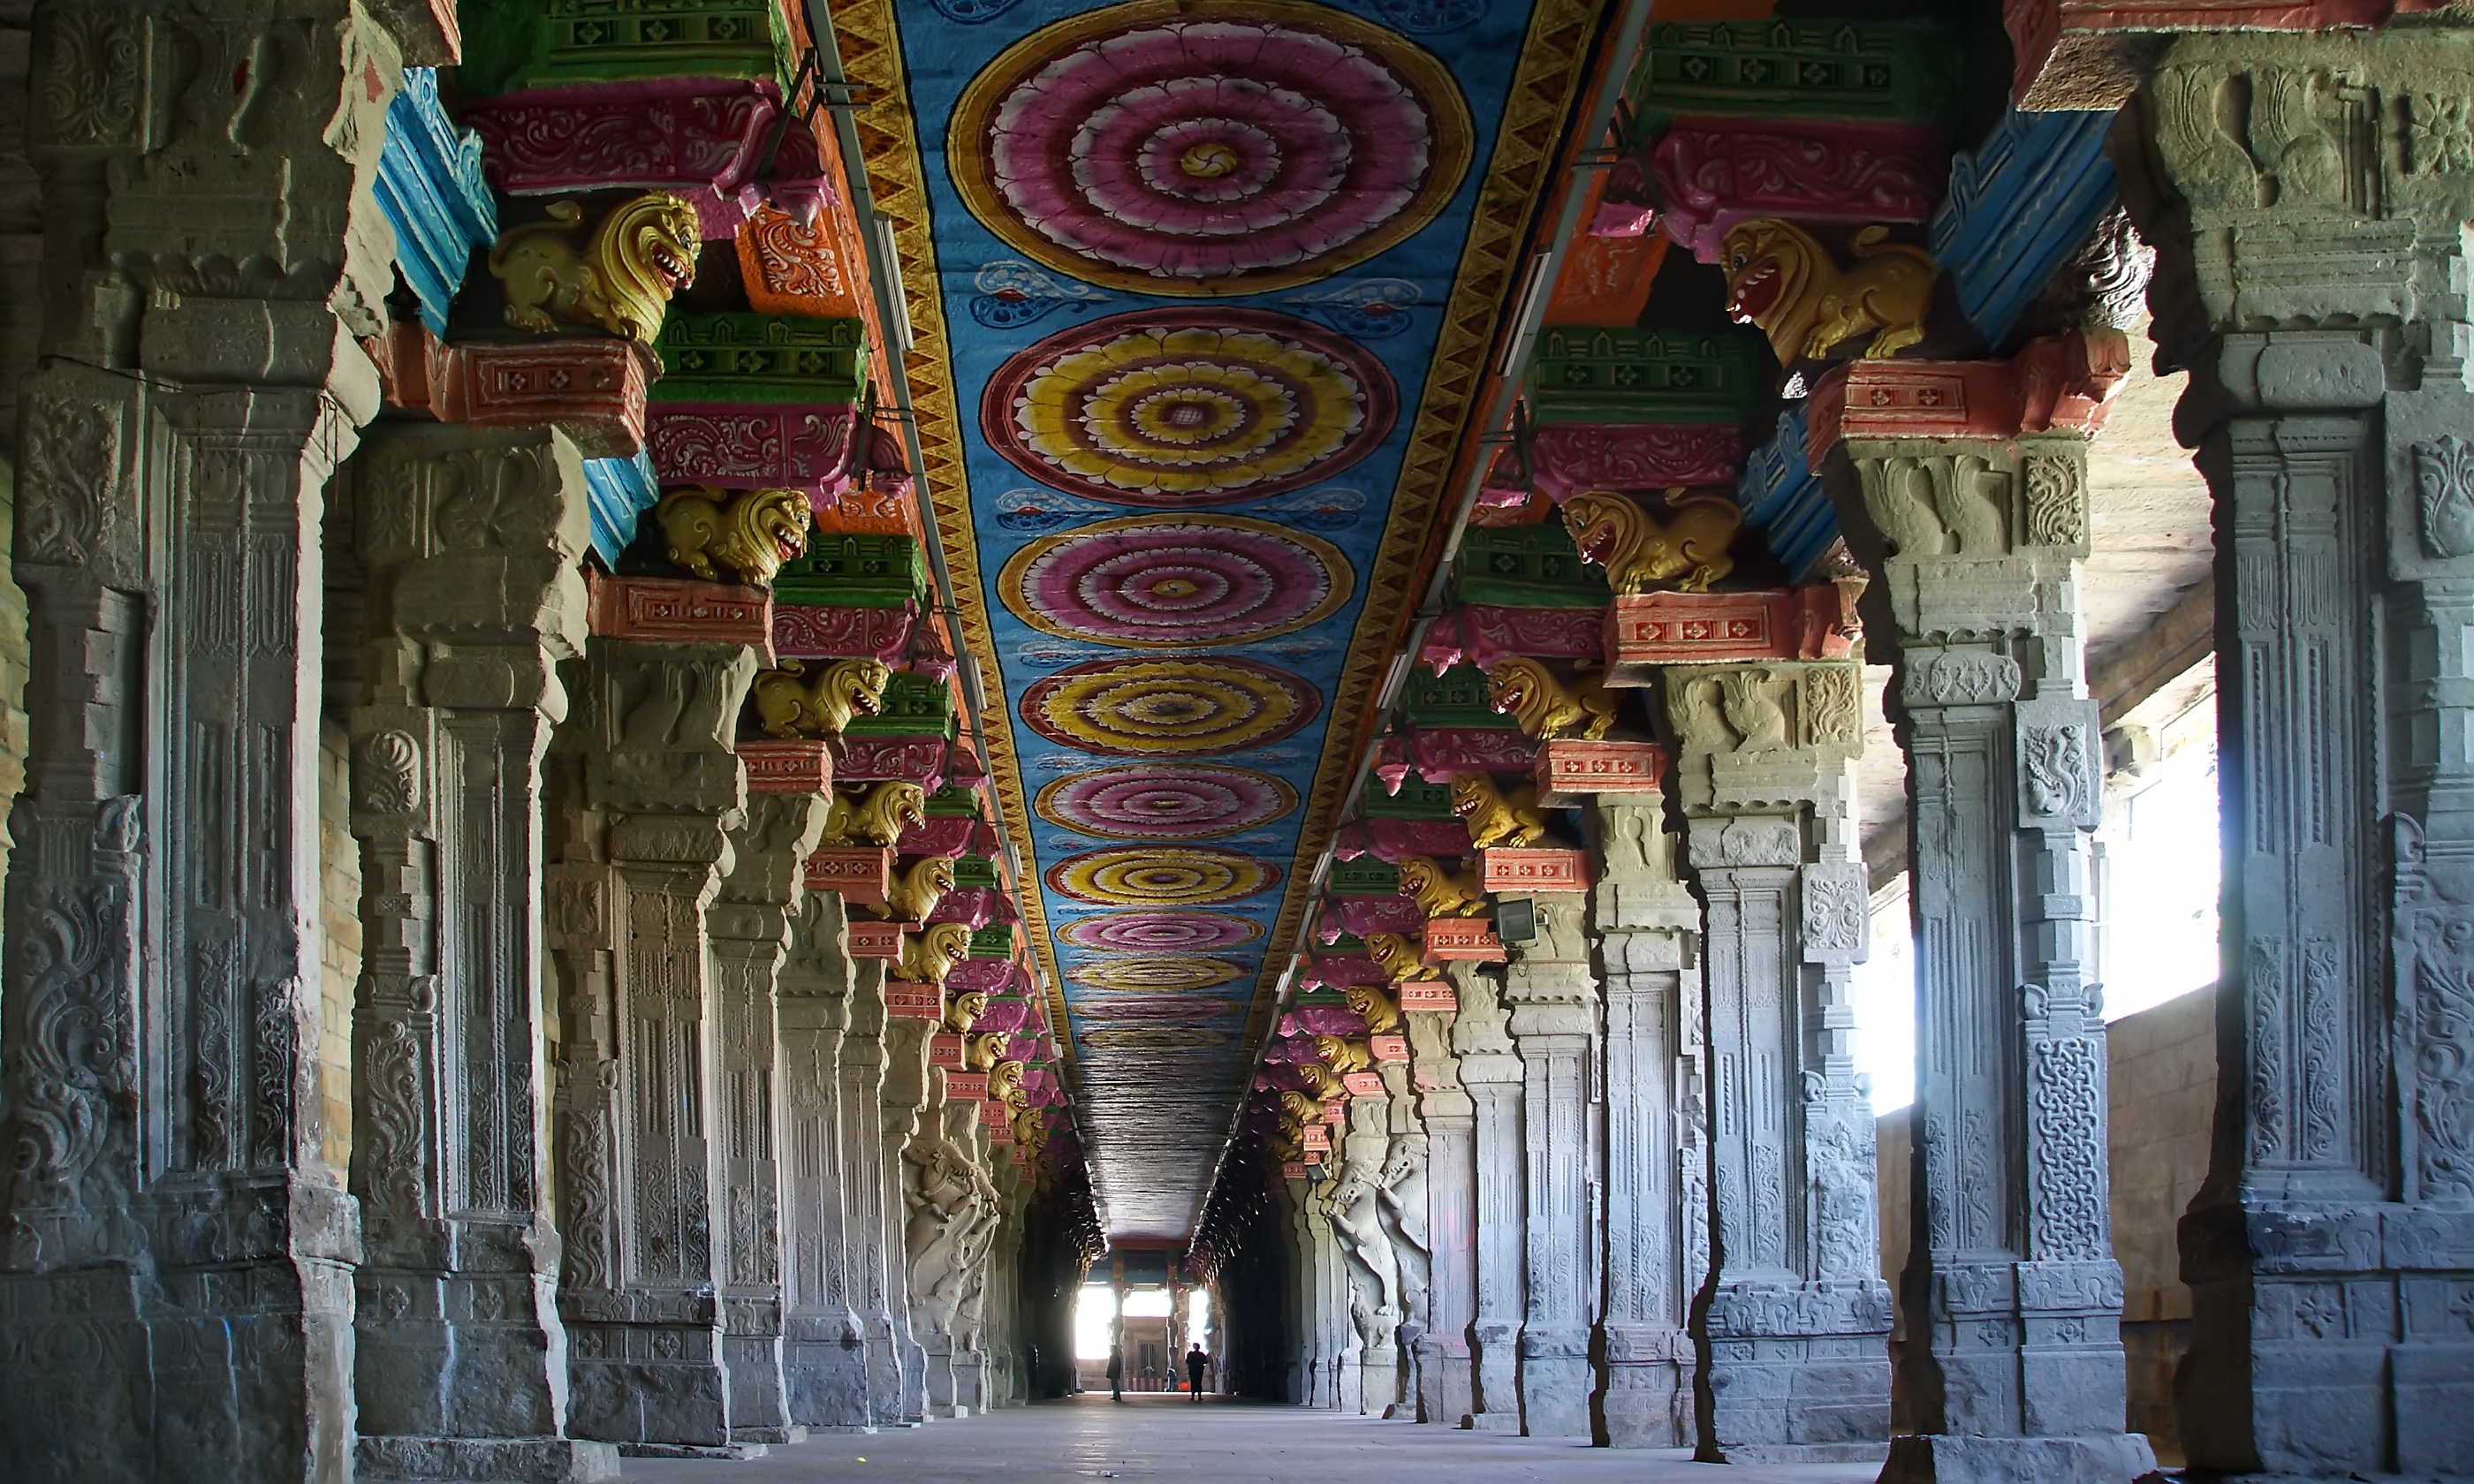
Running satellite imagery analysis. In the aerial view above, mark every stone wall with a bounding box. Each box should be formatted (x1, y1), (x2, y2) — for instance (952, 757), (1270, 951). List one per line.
(1875, 983), (2215, 1458)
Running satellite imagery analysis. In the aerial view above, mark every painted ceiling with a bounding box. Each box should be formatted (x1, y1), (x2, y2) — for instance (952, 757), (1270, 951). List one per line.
(836, 0), (1606, 1237)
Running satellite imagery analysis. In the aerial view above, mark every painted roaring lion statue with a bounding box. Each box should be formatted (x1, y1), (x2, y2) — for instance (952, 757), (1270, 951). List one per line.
(1342, 981), (1403, 1034)
(877, 854), (956, 926)
(654, 486), (811, 588)
(1449, 771), (1549, 851)
(1486, 656), (1618, 741)
(820, 780), (927, 848)
(1394, 854), (1488, 920)
(942, 987), (990, 1034)
(894, 920), (971, 987)
(489, 192), (701, 345)
(751, 657), (890, 738)
(1719, 217), (1938, 363)
(1363, 931), (1426, 985)
(1315, 1035), (1373, 1076)
(1562, 490), (1742, 594)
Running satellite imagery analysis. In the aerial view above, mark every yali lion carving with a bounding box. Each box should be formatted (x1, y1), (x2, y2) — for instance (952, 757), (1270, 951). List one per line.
(894, 920), (971, 986)
(1316, 1034), (1373, 1075)
(877, 854), (956, 926)
(752, 657), (891, 738)
(1562, 489), (1742, 594)
(1343, 981), (1402, 1034)
(653, 486), (812, 587)
(1395, 854), (1488, 920)
(1449, 771), (1549, 850)
(1364, 932), (1426, 984)
(943, 988), (990, 1034)
(820, 780), (927, 848)
(489, 192), (701, 345)
(1486, 656), (1618, 740)
(1719, 217), (1938, 362)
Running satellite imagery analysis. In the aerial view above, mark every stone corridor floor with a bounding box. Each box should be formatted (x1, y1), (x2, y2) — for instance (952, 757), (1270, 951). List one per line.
(616, 1396), (1883, 1483)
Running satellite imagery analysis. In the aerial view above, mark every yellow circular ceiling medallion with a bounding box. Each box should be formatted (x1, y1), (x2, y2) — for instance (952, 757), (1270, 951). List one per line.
(1048, 845), (1279, 905)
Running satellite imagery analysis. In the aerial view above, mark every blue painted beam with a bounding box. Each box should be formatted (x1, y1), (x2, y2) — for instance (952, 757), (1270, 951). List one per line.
(376, 68), (497, 337)
(1928, 106), (2119, 347)
(583, 449), (662, 569)
(1736, 404), (1839, 582)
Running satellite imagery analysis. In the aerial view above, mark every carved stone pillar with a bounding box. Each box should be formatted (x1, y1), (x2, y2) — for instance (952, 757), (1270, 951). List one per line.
(1454, 964), (1527, 1433)
(547, 637), (759, 1453)
(342, 423), (616, 1481)
(778, 890), (870, 1429)
(1375, 1055), (1431, 1419)
(1665, 659), (1890, 1461)
(904, 1076), (990, 1419)
(710, 792), (831, 1444)
(1281, 1172), (1316, 1404)
(1590, 799), (1704, 1450)
(838, 960), (907, 1425)
(1830, 428), (2152, 1480)
(0, 8), (398, 1477)
(880, 1015), (935, 1423)
(1500, 893), (1597, 1440)
(2124, 30), (2474, 1474)
(1330, 1088), (1402, 1415)
(1405, 984), (1475, 1427)
(1298, 1172), (1348, 1408)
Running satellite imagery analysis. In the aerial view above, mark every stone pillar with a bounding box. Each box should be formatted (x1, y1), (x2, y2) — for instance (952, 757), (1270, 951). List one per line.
(0, 8), (398, 1477)
(778, 890), (870, 1429)
(1375, 1055), (1431, 1419)
(905, 1076), (994, 1418)
(839, 959), (907, 1425)
(342, 424), (616, 1481)
(1590, 799), (1704, 1449)
(1298, 1170), (1347, 1408)
(1665, 658), (1890, 1462)
(547, 636), (759, 1454)
(710, 792), (831, 1444)
(1330, 1086), (1402, 1415)
(880, 1014), (935, 1423)
(1454, 963), (1527, 1433)
(1281, 1173), (1316, 1404)
(1501, 894), (1597, 1440)
(2124, 29), (2474, 1474)
(1405, 983), (1475, 1427)
(1830, 428), (2153, 1480)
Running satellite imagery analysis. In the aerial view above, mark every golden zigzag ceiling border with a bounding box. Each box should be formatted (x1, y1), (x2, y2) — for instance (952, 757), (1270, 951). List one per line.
(832, 0), (1080, 1089)
(833, 0), (1613, 1131)
(1233, 0), (1613, 1096)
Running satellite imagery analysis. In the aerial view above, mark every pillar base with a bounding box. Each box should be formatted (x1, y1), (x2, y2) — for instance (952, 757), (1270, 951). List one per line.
(1597, 1357), (1690, 1448)
(615, 1441), (770, 1460)
(356, 1435), (622, 1482)
(1881, 1432), (2158, 1483)
(1702, 1442), (1890, 1465)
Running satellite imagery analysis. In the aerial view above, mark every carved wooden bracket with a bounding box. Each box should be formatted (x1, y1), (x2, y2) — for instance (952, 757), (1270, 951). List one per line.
(806, 844), (893, 902)
(847, 918), (903, 958)
(371, 321), (652, 458)
(885, 981), (945, 1018)
(830, 734), (948, 789)
(1651, 117), (1950, 263)
(1534, 738), (1670, 804)
(1398, 980), (1456, 1012)
(1605, 587), (1855, 679)
(1424, 918), (1508, 962)
(584, 572), (773, 650)
(1481, 847), (1594, 894)
(738, 738), (831, 794)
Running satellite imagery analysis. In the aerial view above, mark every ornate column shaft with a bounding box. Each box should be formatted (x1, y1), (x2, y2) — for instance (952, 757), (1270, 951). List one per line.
(547, 635), (758, 1453)
(1453, 962), (1527, 1433)
(344, 423), (616, 1481)
(1281, 1173), (1316, 1404)
(778, 890), (869, 1428)
(1330, 1086), (1402, 1415)
(0, 8), (398, 1478)
(710, 791), (831, 1444)
(1406, 984), (1475, 1427)
(1665, 658), (1890, 1462)
(838, 960), (906, 1425)
(880, 1014), (934, 1423)
(1590, 799), (1704, 1449)
(1374, 1050), (1431, 1419)
(1501, 893), (1597, 1440)
(2125, 30), (2474, 1474)
(1830, 427), (2152, 1480)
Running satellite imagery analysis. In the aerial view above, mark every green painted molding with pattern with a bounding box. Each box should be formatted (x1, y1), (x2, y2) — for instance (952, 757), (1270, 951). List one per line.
(1523, 327), (1766, 426)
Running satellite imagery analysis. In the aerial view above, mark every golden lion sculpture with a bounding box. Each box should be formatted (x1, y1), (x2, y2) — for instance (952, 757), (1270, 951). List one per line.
(1295, 1062), (1344, 1101)
(820, 780), (927, 848)
(1487, 656), (1618, 741)
(1563, 490), (1742, 594)
(894, 921), (971, 987)
(1364, 932), (1427, 985)
(966, 1031), (1010, 1072)
(1719, 217), (1938, 362)
(1395, 854), (1488, 920)
(751, 657), (890, 738)
(942, 987), (989, 1034)
(1315, 1034), (1373, 1076)
(1450, 771), (1549, 851)
(878, 854), (956, 926)
(489, 192), (701, 346)
(1343, 981), (1403, 1034)
(654, 486), (811, 587)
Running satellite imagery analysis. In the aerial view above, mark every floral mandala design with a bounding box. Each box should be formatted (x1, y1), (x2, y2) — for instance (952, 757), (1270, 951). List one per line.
(1036, 764), (1297, 839)
(1020, 656), (1319, 757)
(1048, 845), (1279, 905)
(947, 0), (1473, 295)
(1002, 514), (1353, 647)
(1067, 956), (1248, 993)
(983, 308), (1394, 504)
(1057, 911), (1264, 952)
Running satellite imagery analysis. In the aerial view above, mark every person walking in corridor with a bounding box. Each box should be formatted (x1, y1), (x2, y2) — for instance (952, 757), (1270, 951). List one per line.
(1106, 1343), (1125, 1402)
(1184, 1344), (1208, 1400)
